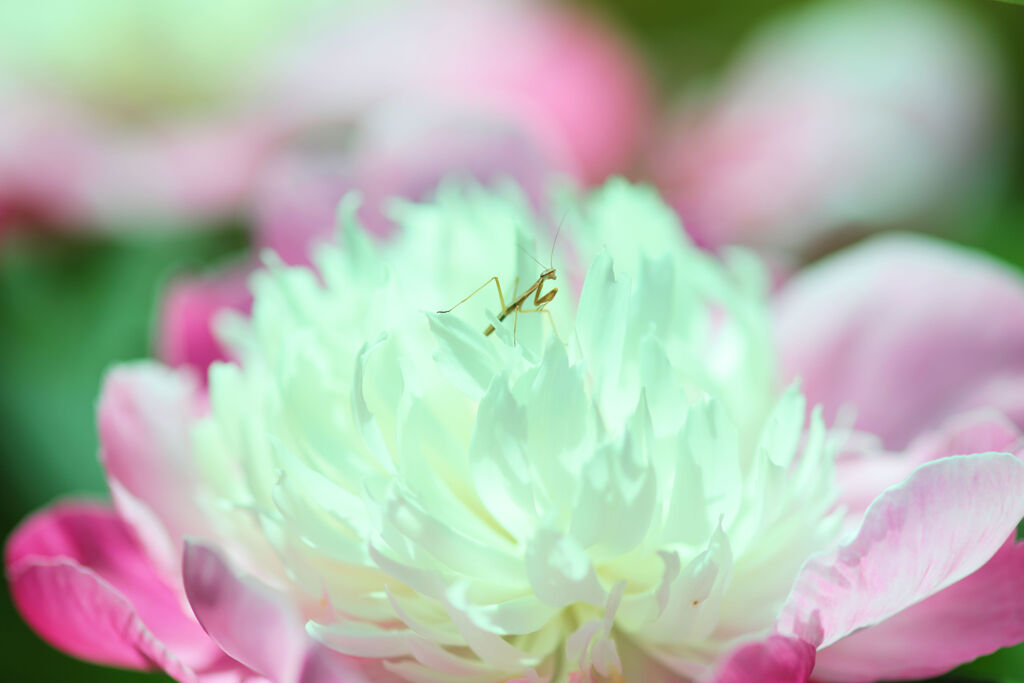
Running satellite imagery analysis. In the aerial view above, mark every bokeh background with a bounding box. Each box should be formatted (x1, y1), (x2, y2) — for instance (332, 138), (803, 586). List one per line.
(2, 0), (1023, 681)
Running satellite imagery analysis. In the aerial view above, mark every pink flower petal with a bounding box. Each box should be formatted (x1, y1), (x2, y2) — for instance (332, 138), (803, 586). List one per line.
(5, 501), (221, 679)
(778, 453), (1024, 649)
(183, 542), (373, 683)
(835, 409), (1022, 518)
(97, 363), (210, 580)
(158, 268), (253, 376)
(98, 362), (212, 589)
(712, 635), (817, 683)
(814, 536), (1024, 682)
(775, 234), (1024, 448)
(8, 558), (197, 680)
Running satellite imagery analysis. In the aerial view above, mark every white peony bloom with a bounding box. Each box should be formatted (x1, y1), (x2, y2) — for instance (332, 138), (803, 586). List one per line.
(191, 179), (840, 681)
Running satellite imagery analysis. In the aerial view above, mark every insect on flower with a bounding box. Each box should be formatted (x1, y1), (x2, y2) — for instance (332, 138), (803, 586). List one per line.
(438, 222), (563, 340)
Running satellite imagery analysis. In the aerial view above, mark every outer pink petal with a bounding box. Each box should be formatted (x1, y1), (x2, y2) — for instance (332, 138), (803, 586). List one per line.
(775, 234), (1024, 448)
(158, 267), (253, 375)
(835, 409), (1022, 518)
(710, 636), (816, 683)
(8, 559), (197, 680)
(98, 363), (210, 579)
(183, 542), (378, 683)
(777, 453), (1024, 648)
(5, 501), (221, 679)
(814, 535), (1024, 682)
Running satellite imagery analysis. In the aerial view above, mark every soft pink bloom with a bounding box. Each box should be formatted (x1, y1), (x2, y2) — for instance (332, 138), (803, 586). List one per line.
(0, 0), (649, 234)
(11, 230), (1024, 682)
(647, 0), (1003, 254)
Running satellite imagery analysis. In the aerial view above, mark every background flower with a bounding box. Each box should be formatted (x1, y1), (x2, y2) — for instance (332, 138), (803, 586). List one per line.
(0, 0), (649, 234)
(645, 0), (1006, 261)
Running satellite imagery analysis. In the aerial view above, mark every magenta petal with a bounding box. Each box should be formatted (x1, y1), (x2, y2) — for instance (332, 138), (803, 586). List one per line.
(183, 542), (369, 683)
(814, 536), (1024, 682)
(6, 502), (220, 680)
(778, 453), (1024, 649)
(775, 235), (1024, 448)
(8, 559), (197, 681)
(712, 636), (816, 683)
(158, 268), (253, 376)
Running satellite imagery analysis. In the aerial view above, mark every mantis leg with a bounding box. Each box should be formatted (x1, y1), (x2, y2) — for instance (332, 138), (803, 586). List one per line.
(437, 276), (507, 314)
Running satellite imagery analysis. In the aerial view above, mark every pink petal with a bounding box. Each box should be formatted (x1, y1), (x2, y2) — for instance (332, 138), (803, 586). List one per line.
(183, 542), (373, 683)
(814, 536), (1024, 682)
(158, 268), (253, 376)
(98, 363), (210, 579)
(835, 409), (1022, 518)
(5, 501), (220, 679)
(778, 453), (1024, 648)
(712, 635), (816, 683)
(775, 234), (1024, 448)
(8, 559), (197, 680)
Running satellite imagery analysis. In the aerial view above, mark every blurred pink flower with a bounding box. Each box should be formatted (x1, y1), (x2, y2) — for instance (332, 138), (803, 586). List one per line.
(256, 1), (650, 187)
(0, 68), (277, 233)
(647, 0), (1004, 255)
(0, 0), (649, 234)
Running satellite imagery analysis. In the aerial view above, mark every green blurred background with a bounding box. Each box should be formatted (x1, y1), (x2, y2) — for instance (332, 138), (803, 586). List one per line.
(2, 1), (1024, 681)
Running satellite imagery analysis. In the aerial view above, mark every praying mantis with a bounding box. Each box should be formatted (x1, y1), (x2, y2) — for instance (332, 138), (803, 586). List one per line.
(437, 226), (562, 341)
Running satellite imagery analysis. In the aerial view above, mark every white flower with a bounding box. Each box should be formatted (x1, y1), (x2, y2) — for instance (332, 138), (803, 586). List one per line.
(192, 179), (840, 681)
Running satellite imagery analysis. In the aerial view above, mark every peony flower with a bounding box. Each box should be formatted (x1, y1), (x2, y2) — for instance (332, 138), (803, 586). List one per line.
(9, 180), (1024, 682)
(0, 0), (649, 233)
(647, 0), (1004, 258)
